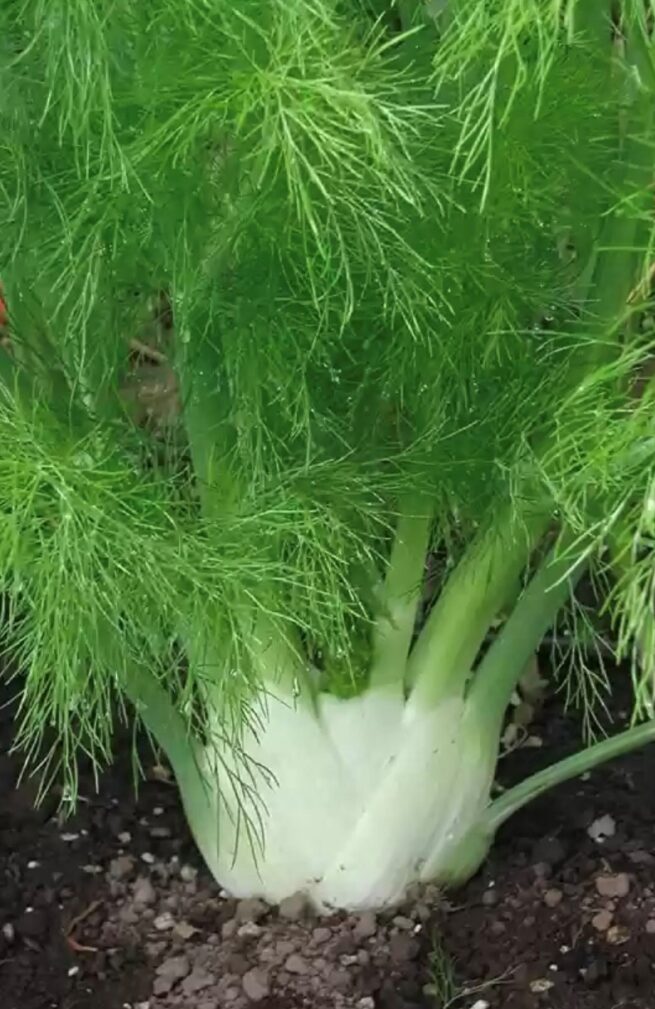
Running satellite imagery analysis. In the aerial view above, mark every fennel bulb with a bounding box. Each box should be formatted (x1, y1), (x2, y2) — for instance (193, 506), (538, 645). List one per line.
(190, 687), (496, 910)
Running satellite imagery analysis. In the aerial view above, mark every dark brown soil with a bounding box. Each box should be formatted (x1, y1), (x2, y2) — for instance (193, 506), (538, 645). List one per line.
(438, 696), (655, 1009)
(1, 682), (655, 1009)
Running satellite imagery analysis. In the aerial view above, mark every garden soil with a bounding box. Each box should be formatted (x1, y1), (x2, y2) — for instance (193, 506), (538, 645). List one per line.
(1, 681), (655, 1009)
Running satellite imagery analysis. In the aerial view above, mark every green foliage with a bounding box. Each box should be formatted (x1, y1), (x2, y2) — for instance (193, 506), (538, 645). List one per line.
(1, 0), (655, 786)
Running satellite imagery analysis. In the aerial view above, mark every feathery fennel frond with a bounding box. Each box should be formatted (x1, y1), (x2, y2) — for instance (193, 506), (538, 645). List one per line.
(2, 0), (655, 790)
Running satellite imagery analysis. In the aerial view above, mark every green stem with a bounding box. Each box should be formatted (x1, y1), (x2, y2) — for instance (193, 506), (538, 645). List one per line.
(468, 536), (587, 724)
(625, 6), (655, 89)
(582, 8), (655, 355)
(369, 493), (433, 691)
(605, 529), (655, 719)
(251, 611), (318, 710)
(406, 512), (546, 713)
(123, 665), (212, 831)
(176, 324), (239, 520)
(485, 718), (655, 833)
(185, 603), (318, 716)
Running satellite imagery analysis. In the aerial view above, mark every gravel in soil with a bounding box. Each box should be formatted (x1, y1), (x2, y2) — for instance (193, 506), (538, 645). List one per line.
(438, 697), (655, 1009)
(2, 686), (655, 1009)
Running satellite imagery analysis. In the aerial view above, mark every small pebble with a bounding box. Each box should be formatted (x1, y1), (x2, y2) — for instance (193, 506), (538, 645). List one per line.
(606, 924), (631, 945)
(591, 909), (613, 932)
(285, 953), (309, 975)
(150, 826), (172, 839)
(544, 888), (563, 908)
(153, 807), (164, 816)
(155, 956), (190, 979)
(329, 967), (352, 992)
(596, 873), (630, 899)
(173, 921), (198, 940)
(587, 814), (616, 843)
(60, 833), (80, 842)
(353, 911), (377, 940)
(109, 855), (135, 880)
(153, 955), (190, 995)
(275, 940), (296, 958)
(645, 919), (655, 934)
(529, 979), (554, 993)
(312, 926), (332, 944)
(146, 941), (167, 959)
(242, 967), (270, 1002)
(2, 923), (15, 943)
(153, 911), (175, 931)
(278, 892), (309, 920)
(67, 966), (79, 977)
(118, 832), (132, 844)
(27, 861), (39, 869)
(180, 865), (198, 883)
(133, 877), (157, 906)
(236, 898), (267, 923)
(181, 967), (216, 994)
(141, 852), (156, 865)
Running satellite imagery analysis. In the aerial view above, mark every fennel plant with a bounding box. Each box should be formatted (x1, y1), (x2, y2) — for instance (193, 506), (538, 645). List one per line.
(2, 0), (655, 909)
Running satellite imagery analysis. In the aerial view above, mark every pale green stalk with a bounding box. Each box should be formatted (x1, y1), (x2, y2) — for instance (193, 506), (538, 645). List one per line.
(485, 718), (655, 832)
(576, 4), (655, 350)
(406, 513), (547, 713)
(469, 537), (587, 724)
(122, 667), (212, 843)
(369, 493), (433, 692)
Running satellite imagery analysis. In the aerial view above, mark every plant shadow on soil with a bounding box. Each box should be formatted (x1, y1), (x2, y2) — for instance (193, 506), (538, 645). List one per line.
(1, 674), (655, 1009)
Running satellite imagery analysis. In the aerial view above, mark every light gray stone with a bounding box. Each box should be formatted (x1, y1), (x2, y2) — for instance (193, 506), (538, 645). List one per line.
(278, 892), (309, 920)
(181, 967), (216, 995)
(353, 911), (377, 941)
(242, 968), (270, 1002)
(236, 898), (268, 923)
(133, 876), (157, 906)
